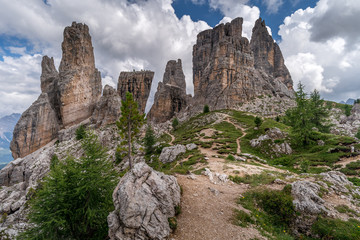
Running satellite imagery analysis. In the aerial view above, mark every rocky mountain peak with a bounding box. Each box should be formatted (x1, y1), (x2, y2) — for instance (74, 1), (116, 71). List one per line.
(250, 18), (293, 90)
(192, 16), (294, 112)
(148, 59), (189, 123)
(117, 71), (154, 114)
(163, 59), (186, 90)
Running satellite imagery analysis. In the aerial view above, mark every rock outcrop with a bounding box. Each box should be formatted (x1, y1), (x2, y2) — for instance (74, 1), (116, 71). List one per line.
(192, 17), (294, 111)
(10, 22), (104, 159)
(58, 22), (102, 127)
(108, 162), (181, 240)
(148, 59), (189, 123)
(10, 94), (60, 159)
(250, 18), (293, 90)
(91, 85), (122, 127)
(159, 144), (186, 163)
(117, 71), (154, 113)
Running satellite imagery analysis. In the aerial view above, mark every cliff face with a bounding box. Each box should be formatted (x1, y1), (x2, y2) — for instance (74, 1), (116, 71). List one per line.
(91, 85), (122, 127)
(250, 18), (293, 90)
(11, 22), (103, 159)
(192, 17), (294, 111)
(10, 94), (60, 159)
(58, 22), (102, 127)
(117, 71), (154, 113)
(148, 59), (189, 123)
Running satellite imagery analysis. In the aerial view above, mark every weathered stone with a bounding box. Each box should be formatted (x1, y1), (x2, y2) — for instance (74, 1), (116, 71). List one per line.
(320, 171), (353, 194)
(10, 94), (60, 159)
(108, 162), (181, 240)
(91, 85), (121, 127)
(117, 71), (154, 113)
(148, 59), (189, 123)
(186, 143), (197, 151)
(250, 18), (293, 90)
(159, 144), (186, 163)
(192, 17), (294, 112)
(58, 22), (102, 127)
(250, 128), (292, 155)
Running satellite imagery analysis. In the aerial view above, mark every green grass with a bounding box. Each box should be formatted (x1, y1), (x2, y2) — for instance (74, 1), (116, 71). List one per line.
(157, 133), (172, 144)
(233, 209), (254, 227)
(229, 172), (276, 186)
(335, 204), (360, 217)
(236, 186), (296, 239)
(312, 217), (360, 240)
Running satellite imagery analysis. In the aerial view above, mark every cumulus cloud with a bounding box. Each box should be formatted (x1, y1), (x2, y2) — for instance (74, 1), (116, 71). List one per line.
(0, 0), (210, 116)
(209, 0), (260, 39)
(279, 0), (360, 101)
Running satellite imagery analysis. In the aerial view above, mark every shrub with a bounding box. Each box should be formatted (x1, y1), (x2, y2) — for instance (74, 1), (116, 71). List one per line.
(172, 118), (179, 130)
(168, 217), (177, 230)
(75, 124), (87, 140)
(254, 116), (262, 128)
(203, 104), (210, 113)
(226, 154), (235, 161)
(356, 128), (360, 139)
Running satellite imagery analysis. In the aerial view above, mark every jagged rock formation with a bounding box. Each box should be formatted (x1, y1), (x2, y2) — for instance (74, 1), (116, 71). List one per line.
(250, 18), (293, 89)
(192, 17), (294, 111)
(10, 94), (60, 159)
(108, 162), (181, 240)
(117, 71), (154, 113)
(148, 59), (189, 123)
(58, 22), (102, 127)
(91, 85), (121, 127)
(10, 22), (104, 159)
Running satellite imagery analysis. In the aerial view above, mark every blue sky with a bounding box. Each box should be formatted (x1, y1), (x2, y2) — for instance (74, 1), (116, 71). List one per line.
(0, 0), (359, 117)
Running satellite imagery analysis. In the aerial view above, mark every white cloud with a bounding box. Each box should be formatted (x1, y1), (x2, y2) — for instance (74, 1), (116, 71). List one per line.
(263, 0), (284, 14)
(209, 0), (260, 39)
(0, 0), (211, 116)
(190, 0), (206, 5)
(279, 0), (360, 101)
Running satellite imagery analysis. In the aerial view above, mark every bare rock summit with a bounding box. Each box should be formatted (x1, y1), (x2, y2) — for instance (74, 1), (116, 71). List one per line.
(148, 59), (190, 123)
(117, 70), (154, 113)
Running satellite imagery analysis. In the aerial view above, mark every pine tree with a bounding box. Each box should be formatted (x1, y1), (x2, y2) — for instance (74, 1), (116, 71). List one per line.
(309, 89), (329, 132)
(284, 82), (313, 146)
(116, 92), (145, 169)
(203, 105), (210, 113)
(19, 132), (118, 240)
(254, 116), (262, 128)
(144, 125), (156, 155)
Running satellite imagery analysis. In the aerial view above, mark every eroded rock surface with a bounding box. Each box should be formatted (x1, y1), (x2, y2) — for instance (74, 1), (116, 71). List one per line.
(148, 59), (189, 123)
(10, 94), (60, 159)
(91, 85), (121, 127)
(159, 144), (186, 163)
(108, 162), (181, 240)
(58, 22), (102, 127)
(117, 71), (154, 113)
(11, 22), (103, 159)
(192, 17), (294, 112)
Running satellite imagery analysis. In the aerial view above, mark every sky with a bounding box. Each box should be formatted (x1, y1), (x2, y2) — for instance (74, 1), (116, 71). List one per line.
(0, 0), (359, 117)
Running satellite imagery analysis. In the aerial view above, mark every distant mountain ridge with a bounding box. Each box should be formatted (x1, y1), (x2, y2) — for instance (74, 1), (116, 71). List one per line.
(339, 98), (356, 105)
(0, 113), (20, 167)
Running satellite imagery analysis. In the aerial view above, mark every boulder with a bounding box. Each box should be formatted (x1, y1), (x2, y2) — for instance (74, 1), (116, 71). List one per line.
(117, 71), (154, 114)
(159, 144), (186, 163)
(148, 59), (189, 123)
(320, 171), (353, 194)
(186, 143), (197, 151)
(108, 162), (181, 240)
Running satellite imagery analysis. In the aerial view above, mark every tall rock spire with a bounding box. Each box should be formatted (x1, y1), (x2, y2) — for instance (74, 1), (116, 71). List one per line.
(148, 59), (189, 123)
(58, 22), (102, 127)
(250, 18), (293, 90)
